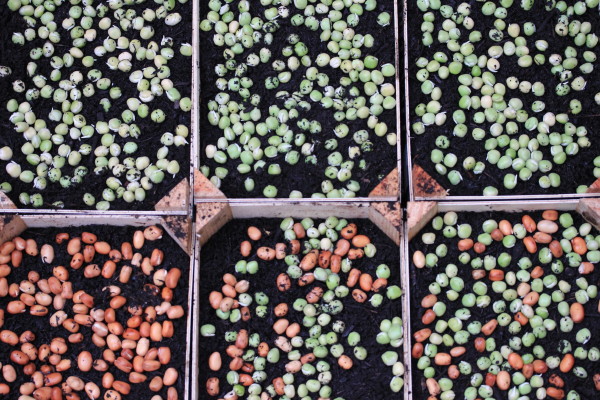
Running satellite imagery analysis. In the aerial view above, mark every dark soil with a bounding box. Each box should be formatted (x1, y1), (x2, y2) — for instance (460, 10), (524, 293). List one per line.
(198, 218), (402, 399)
(199, 3), (399, 198)
(409, 211), (600, 399)
(0, 224), (190, 398)
(0, 3), (192, 210)
(408, 1), (600, 196)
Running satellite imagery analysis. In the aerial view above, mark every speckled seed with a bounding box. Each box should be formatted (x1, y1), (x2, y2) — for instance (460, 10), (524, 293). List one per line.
(257, 247), (276, 260)
(338, 355), (353, 369)
(274, 303), (288, 317)
(143, 226), (163, 241)
(206, 377), (219, 396)
(85, 382), (101, 399)
(40, 244), (54, 263)
(276, 273), (291, 292)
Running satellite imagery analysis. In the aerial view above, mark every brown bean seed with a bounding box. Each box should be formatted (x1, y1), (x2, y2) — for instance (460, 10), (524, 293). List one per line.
(67, 376), (84, 391)
(163, 368), (178, 386)
(351, 234), (370, 247)
(0, 241), (15, 255)
(276, 273), (291, 292)
(274, 303), (288, 317)
(533, 232), (552, 244)
(56, 359), (71, 372)
(158, 347), (171, 365)
(25, 239), (38, 256)
(334, 239), (350, 256)
(208, 352), (221, 371)
(285, 323), (300, 338)
(298, 273), (314, 286)
(273, 319), (289, 335)
(352, 289), (367, 303)
(256, 247), (275, 260)
(128, 372), (146, 384)
(0, 265), (10, 278)
(102, 372), (115, 389)
(306, 286), (323, 303)
(7, 300), (25, 314)
(83, 245), (95, 263)
(235, 280), (249, 293)
(153, 269), (167, 286)
(522, 215), (536, 232)
(206, 377), (219, 396)
(247, 226), (261, 241)
(2, 364), (16, 382)
(165, 268), (181, 289)
(341, 223), (357, 239)
(426, 378), (441, 396)
(537, 219), (559, 234)
(10, 250), (23, 268)
(150, 249), (163, 266)
(285, 360), (302, 373)
(235, 329), (249, 349)
(300, 251), (318, 271)
(112, 381), (130, 395)
(346, 268), (360, 287)
(147, 376), (162, 392)
(10, 350), (29, 365)
(114, 357), (132, 373)
(240, 240), (251, 257)
(33, 387), (52, 399)
(115, 265), (131, 284)
(359, 273), (373, 291)
(132, 231), (145, 249)
(150, 322), (162, 342)
(44, 372), (62, 386)
(338, 355), (353, 369)
(40, 244), (54, 264)
(85, 382), (101, 399)
(330, 254), (341, 273)
(142, 360), (161, 372)
(78, 351), (92, 372)
(166, 306), (184, 319)
(143, 226), (163, 241)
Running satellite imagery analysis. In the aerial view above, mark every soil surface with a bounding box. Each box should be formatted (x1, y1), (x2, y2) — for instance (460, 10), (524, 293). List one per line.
(409, 211), (600, 399)
(198, 218), (402, 399)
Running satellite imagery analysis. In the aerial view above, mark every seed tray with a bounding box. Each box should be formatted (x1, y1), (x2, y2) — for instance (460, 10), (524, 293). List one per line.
(0, 0), (199, 214)
(0, 213), (195, 400)
(404, 199), (600, 400)
(403, 0), (600, 201)
(191, 201), (406, 399)
(194, 1), (402, 203)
